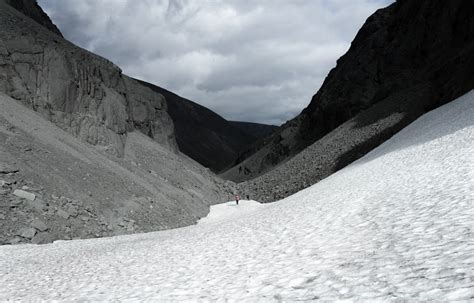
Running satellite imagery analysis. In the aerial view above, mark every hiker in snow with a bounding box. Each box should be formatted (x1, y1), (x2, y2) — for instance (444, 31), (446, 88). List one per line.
(235, 194), (240, 205)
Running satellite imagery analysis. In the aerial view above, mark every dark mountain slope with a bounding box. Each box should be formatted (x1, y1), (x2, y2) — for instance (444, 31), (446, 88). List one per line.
(224, 0), (474, 201)
(2, 0), (62, 36)
(229, 121), (278, 139)
(138, 81), (259, 172)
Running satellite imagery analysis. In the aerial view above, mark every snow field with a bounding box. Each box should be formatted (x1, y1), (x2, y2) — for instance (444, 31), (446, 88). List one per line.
(197, 200), (267, 225)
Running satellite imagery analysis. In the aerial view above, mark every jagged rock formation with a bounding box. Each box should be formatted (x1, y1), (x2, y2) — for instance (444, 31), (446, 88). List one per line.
(229, 121), (278, 140)
(0, 0), (235, 244)
(224, 0), (474, 201)
(138, 81), (261, 172)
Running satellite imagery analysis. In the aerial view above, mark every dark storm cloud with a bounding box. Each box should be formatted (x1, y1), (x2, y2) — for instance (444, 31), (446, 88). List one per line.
(38, 0), (393, 125)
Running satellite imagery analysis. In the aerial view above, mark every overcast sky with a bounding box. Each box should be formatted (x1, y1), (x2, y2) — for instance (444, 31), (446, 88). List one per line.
(38, 0), (393, 125)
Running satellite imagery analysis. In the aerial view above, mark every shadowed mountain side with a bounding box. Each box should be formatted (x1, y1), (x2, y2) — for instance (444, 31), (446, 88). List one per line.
(1, 0), (62, 37)
(137, 80), (261, 172)
(229, 121), (278, 139)
(224, 0), (474, 196)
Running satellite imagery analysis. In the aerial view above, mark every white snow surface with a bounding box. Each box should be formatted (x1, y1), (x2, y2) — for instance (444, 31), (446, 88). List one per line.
(1, 91), (474, 301)
(198, 200), (267, 225)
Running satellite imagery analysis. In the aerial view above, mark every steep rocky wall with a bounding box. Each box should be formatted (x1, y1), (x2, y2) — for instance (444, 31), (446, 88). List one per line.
(0, 2), (177, 155)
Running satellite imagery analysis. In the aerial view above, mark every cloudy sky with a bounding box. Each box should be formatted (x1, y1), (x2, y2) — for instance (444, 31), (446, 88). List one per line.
(39, 0), (393, 125)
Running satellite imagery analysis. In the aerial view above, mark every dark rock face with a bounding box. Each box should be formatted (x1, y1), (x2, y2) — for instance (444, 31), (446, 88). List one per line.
(137, 81), (259, 172)
(1, 0), (62, 37)
(225, 0), (474, 201)
(229, 121), (278, 140)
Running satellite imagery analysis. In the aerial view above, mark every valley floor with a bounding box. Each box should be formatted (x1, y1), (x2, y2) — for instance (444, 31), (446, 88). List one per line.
(0, 91), (473, 301)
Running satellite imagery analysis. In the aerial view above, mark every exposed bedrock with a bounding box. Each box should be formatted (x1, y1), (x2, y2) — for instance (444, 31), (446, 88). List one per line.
(0, 1), (177, 156)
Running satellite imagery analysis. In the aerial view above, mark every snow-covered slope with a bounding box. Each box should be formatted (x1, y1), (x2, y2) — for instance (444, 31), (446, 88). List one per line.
(197, 200), (267, 225)
(1, 91), (473, 300)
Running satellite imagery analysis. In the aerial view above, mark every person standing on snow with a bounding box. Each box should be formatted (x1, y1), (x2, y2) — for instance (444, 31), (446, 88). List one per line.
(235, 194), (240, 205)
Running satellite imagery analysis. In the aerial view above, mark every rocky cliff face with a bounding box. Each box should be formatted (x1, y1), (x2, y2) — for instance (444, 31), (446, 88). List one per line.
(0, 0), (177, 156)
(224, 0), (474, 200)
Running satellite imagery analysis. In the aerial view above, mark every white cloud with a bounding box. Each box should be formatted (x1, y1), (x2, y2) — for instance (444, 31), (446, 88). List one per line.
(39, 0), (393, 125)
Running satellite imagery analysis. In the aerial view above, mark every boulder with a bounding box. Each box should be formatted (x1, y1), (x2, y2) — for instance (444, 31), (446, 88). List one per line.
(56, 209), (70, 220)
(31, 232), (57, 245)
(13, 189), (35, 201)
(7, 236), (22, 245)
(18, 227), (36, 239)
(27, 199), (48, 212)
(31, 219), (48, 232)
